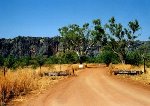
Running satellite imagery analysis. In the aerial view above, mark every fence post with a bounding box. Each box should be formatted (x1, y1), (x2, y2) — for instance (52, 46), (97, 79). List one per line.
(1, 67), (6, 106)
(144, 57), (146, 73)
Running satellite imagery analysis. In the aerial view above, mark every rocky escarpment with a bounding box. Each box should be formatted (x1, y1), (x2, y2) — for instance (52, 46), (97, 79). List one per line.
(0, 36), (60, 57)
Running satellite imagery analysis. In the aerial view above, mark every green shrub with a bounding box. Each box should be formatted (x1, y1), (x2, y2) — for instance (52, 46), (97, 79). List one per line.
(46, 51), (79, 64)
(86, 56), (97, 63)
(94, 54), (103, 63)
(4, 55), (16, 69)
(46, 56), (59, 64)
(59, 51), (79, 64)
(0, 55), (4, 67)
(12, 56), (31, 69)
(97, 51), (119, 66)
(125, 51), (142, 66)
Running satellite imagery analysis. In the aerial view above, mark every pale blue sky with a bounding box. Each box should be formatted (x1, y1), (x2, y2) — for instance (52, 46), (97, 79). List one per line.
(0, 0), (150, 40)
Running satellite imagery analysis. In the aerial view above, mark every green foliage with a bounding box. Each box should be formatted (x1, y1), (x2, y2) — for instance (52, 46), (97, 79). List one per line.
(0, 55), (31, 70)
(101, 51), (113, 66)
(13, 56), (31, 68)
(0, 17), (145, 68)
(79, 55), (89, 63)
(0, 55), (4, 66)
(46, 51), (79, 64)
(29, 55), (46, 69)
(20, 56), (30, 67)
(146, 60), (150, 68)
(59, 24), (85, 54)
(57, 51), (79, 64)
(83, 49), (119, 65)
(125, 51), (142, 66)
(4, 55), (16, 69)
(36, 55), (46, 67)
(92, 19), (107, 46)
(105, 17), (140, 63)
(142, 53), (150, 67)
(46, 55), (59, 64)
(86, 56), (101, 63)
(59, 20), (106, 57)
(98, 50), (119, 66)
(61, 51), (79, 64)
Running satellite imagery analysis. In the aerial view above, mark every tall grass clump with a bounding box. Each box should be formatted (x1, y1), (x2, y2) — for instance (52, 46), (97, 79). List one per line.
(0, 68), (39, 104)
(0, 65), (68, 105)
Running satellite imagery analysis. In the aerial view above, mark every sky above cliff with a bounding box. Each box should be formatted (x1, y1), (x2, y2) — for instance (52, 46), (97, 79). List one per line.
(0, 0), (150, 40)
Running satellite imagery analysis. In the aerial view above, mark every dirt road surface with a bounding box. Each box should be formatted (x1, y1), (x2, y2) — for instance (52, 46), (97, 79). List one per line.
(22, 67), (150, 106)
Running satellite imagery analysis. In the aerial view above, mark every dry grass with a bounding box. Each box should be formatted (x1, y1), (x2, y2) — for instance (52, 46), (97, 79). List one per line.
(110, 64), (150, 85)
(109, 64), (144, 71)
(0, 68), (38, 104)
(0, 64), (78, 104)
(37, 64), (80, 74)
(86, 63), (105, 68)
(0, 63), (94, 104)
(129, 68), (150, 85)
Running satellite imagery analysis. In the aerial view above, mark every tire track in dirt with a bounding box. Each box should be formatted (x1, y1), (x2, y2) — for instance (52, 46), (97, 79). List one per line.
(22, 67), (150, 106)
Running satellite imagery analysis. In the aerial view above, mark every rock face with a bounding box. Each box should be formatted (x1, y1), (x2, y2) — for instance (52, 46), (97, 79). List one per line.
(0, 36), (60, 57)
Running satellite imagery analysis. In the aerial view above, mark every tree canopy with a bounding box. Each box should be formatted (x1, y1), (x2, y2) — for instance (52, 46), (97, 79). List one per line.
(58, 19), (107, 57)
(58, 17), (141, 64)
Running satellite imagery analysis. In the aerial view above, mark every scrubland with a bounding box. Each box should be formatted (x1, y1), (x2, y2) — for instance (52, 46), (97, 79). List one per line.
(1, 63), (150, 105)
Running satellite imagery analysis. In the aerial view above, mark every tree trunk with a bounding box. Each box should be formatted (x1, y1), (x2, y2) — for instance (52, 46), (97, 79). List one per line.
(118, 54), (125, 64)
(3, 67), (6, 77)
(40, 66), (42, 76)
(112, 49), (125, 64)
(144, 57), (146, 73)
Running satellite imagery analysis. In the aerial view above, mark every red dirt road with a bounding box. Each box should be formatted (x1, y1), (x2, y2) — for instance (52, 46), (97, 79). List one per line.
(23, 67), (150, 106)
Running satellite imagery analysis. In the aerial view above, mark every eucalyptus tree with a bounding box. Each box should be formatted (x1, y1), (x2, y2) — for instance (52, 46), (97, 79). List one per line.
(4, 55), (16, 69)
(58, 20), (106, 57)
(91, 19), (107, 46)
(59, 24), (86, 55)
(34, 55), (46, 75)
(105, 17), (140, 64)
